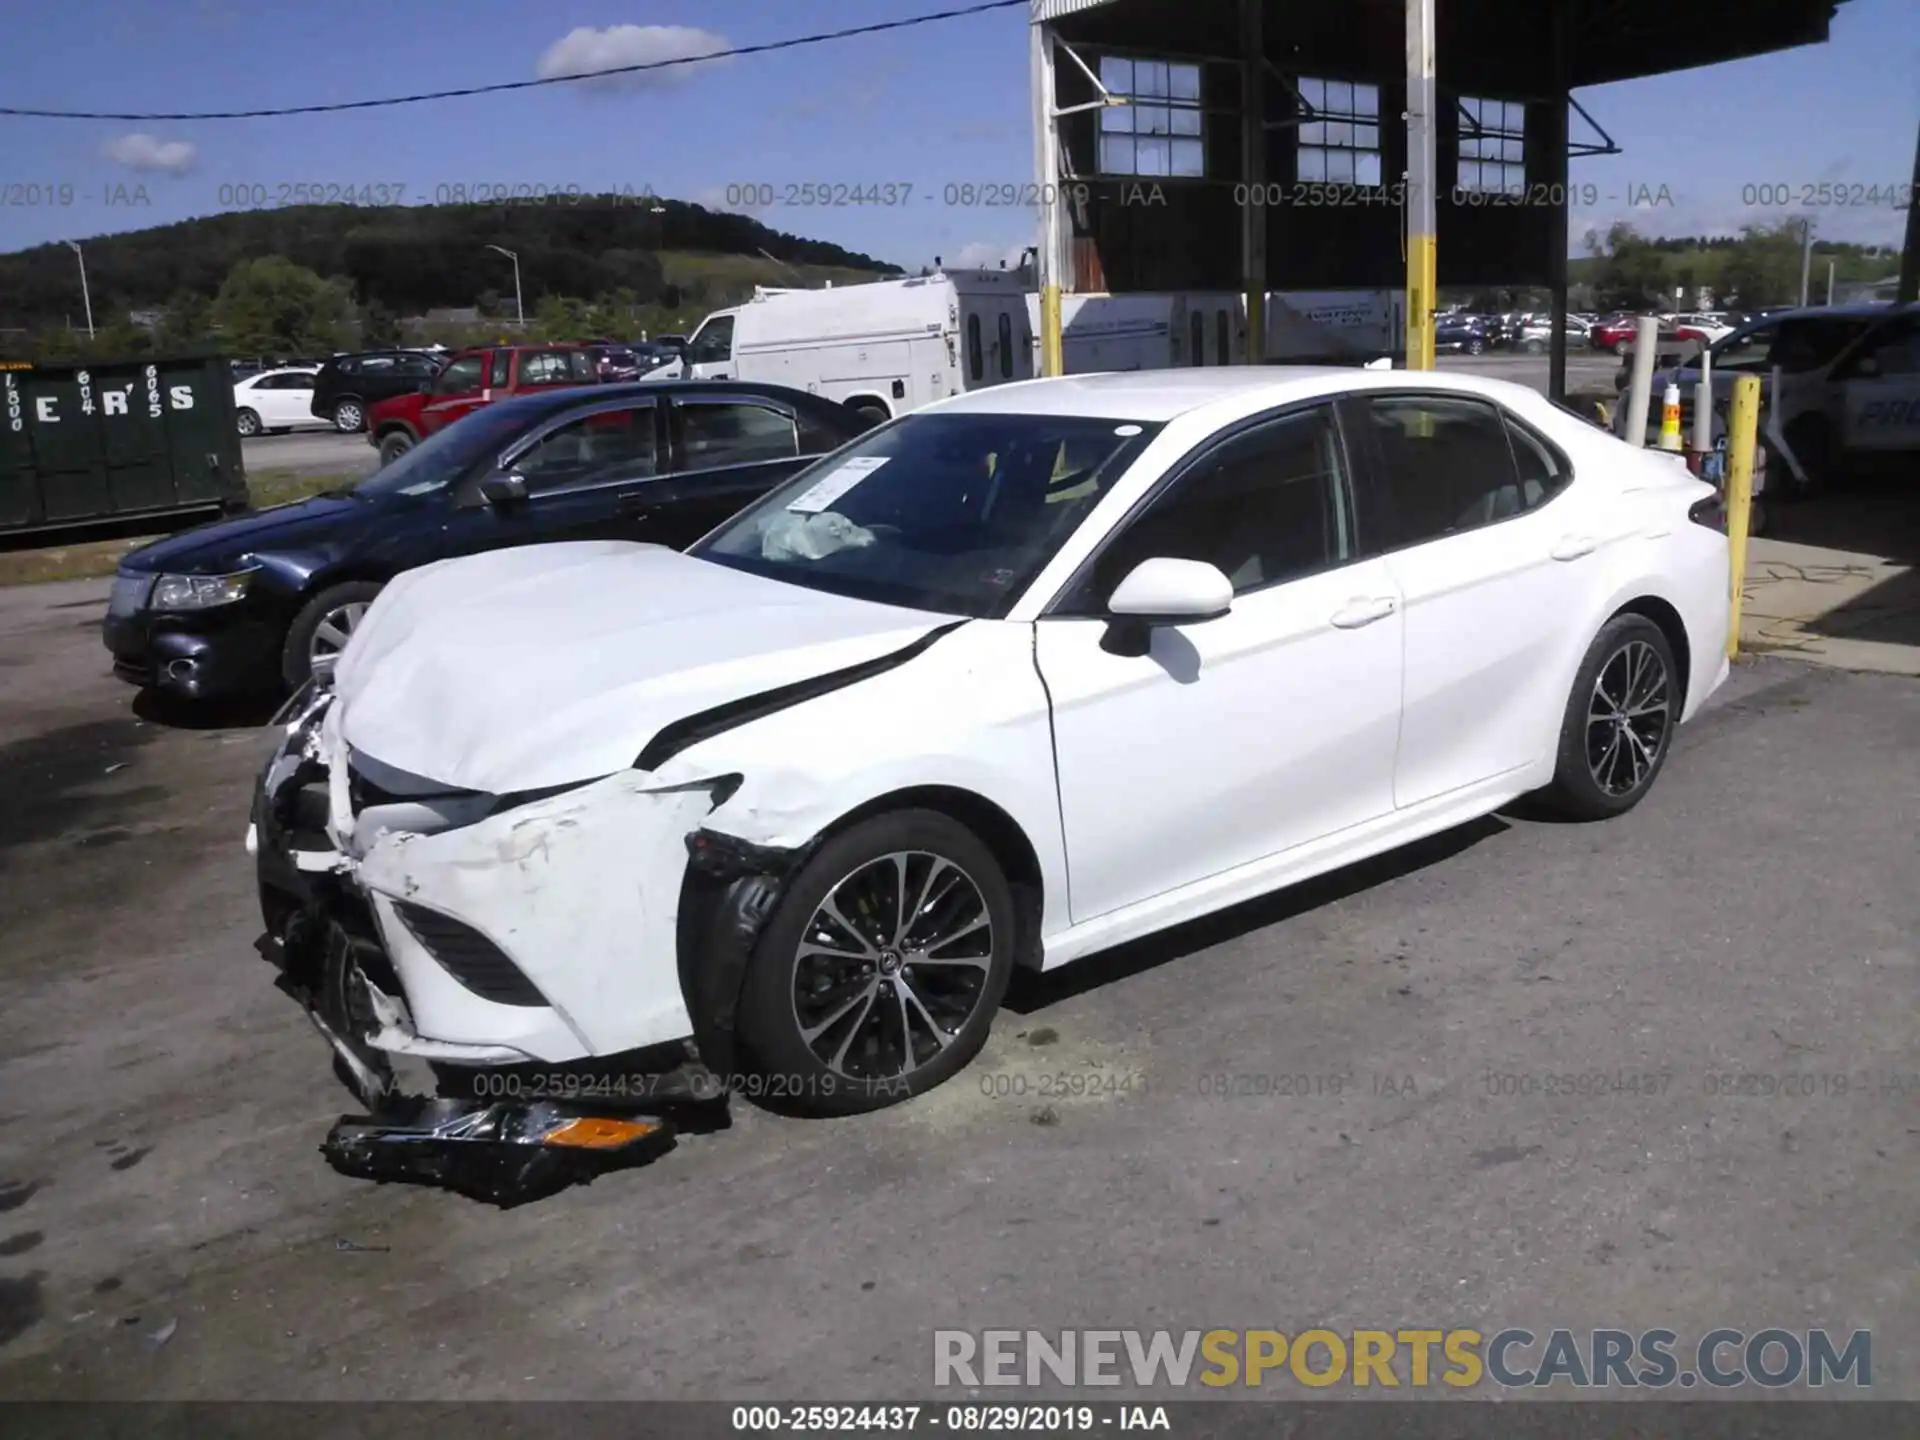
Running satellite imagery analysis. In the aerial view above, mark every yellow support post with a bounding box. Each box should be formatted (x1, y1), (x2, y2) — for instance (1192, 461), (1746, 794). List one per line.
(1724, 373), (1762, 658)
(1039, 284), (1064, 378)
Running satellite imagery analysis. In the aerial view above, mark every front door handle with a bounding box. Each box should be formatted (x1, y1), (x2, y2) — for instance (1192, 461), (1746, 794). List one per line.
(1330, 596), (1397, 629)
(1551, 535), (1599, 561)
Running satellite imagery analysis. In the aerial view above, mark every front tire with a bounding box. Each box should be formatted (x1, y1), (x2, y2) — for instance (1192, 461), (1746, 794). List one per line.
(1466, 338), (1486, 356)
(236, 408), (261, 438)
(736, 810), (1017, 1116)
(281, 580), (384, 689)
(1542, 616), (1678, 821)
(377, 431), (414, 466)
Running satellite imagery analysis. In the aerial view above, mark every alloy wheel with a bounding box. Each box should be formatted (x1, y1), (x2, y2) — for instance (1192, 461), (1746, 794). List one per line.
(335, 401), (363, 431)
(309, 600), (370, 679)
(1586, 639), (1670, 797)
(790, 850), (995, 1082)
(236, 410), (260, 437)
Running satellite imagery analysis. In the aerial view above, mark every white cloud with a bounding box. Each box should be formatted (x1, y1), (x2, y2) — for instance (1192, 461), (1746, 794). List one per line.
(536, 25), (731, 90)
(100, 133), (196, 175)
(948, 240), (1029, 270)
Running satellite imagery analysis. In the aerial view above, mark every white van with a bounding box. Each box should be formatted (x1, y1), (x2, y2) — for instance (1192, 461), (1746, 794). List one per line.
(642, 269), (1034, 423)
(1029, 289), (1400, 373)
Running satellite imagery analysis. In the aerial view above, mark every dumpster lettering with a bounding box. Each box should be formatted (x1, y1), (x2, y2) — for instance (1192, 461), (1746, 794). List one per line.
(28, 381), (193, 423)
(4, 374), (20, 433)
(78, 369), (94, 417)
(145, 365), (161, 419)
(170, 385), (194, 410)
(102, 389), (128, 416)
(36, 396), (57, 422)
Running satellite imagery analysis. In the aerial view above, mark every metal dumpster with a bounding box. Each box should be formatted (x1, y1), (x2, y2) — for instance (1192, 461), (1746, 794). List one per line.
(0, 356), (247, 537)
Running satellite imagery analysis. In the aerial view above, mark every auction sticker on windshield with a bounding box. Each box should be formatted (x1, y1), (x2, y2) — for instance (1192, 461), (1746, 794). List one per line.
(787, 456), (890, 514)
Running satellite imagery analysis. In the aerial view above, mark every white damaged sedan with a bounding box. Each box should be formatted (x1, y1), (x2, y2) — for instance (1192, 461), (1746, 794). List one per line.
(252, 368), (1731, 1116)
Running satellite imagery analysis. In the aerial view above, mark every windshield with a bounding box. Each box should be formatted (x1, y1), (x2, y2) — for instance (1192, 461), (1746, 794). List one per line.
(692, 411), (1163, 618)
(352, 400), (552, 499)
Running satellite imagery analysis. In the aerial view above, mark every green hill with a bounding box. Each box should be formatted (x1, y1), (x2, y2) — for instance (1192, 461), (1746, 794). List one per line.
(0, 197), (901, 332)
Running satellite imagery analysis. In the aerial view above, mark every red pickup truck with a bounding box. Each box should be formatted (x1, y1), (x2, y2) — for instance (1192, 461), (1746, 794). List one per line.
(367, 344), (598, 465)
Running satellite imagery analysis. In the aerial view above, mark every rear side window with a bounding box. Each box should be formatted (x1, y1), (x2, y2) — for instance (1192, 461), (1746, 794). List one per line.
(489, 351), (512, 387)
(1356, 394), (1533, 549)
(519, 351), (578, 385)
(1503, 415), (1571, 509)
(680, 402), (799, 470)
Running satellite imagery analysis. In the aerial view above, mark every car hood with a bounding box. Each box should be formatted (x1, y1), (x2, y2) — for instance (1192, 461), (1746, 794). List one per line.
(331, 541), (954, 794)
(122, 494), (365, 573)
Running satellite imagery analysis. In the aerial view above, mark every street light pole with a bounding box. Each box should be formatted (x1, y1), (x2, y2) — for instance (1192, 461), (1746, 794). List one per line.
(485, 244), (523, 328)
(65, 241), (94, 339)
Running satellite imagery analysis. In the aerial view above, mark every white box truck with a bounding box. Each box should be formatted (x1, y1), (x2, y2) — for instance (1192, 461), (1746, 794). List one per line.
(641, 268), (1034, 423)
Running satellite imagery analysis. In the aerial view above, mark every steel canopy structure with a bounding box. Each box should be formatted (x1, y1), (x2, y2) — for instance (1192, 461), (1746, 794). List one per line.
(1027, 0), (1855, 393)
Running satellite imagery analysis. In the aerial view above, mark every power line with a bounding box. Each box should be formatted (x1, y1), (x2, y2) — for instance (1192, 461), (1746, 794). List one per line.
(0, 0), (1027, 121)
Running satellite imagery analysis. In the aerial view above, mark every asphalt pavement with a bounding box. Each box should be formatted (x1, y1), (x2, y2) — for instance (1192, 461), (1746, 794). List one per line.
(0, 574), (1914, 1402)
(242, 429), (377, 479)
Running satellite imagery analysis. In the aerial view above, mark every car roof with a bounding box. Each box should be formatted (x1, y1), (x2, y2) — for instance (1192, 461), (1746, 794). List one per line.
(926, 366), (1540, 423)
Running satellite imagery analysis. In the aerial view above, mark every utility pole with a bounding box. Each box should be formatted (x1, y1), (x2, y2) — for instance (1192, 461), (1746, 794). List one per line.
(1898, 113), (1920, 305)
(65, 241), (94, 339)
(1404, 0), (1438, 369)
(1797, 217), (1814, 309)
(1826, 258), (1835, 306)
(485, 244), (523, 328)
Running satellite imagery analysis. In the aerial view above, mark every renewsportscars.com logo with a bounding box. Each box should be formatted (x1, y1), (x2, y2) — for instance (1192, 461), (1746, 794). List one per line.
(932, 1328), (1871, 1390)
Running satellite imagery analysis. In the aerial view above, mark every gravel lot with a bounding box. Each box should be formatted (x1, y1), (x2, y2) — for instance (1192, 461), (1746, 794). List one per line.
(0, 571), (1914, 1407)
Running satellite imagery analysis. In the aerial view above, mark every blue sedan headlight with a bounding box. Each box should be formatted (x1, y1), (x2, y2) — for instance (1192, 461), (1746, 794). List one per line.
(151, 570), (256, 610)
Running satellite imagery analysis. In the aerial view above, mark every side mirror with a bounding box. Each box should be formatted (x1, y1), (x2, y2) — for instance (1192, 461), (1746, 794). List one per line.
(480, 472), (529, 506)
(1107, 557), (1232, 625)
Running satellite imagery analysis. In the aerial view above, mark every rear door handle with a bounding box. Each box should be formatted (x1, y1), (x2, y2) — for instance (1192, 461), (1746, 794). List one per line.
(1330, 596), (1397, 629)
(1551, 535), (1598, 561)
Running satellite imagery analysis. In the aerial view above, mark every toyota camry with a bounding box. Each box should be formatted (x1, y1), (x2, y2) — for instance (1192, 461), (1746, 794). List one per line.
(252, 368), (1731, 1122)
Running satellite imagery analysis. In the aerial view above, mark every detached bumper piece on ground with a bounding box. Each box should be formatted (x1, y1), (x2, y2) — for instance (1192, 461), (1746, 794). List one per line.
(321, 1098), (677, 1208)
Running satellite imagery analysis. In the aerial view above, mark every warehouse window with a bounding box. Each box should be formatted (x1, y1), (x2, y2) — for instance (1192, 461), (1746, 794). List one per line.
(1216, 309), (1231, 365)
(1190, 310), (1205, 366)
(1098, 56), (1205, 178)
(1458, 97), (1527, 195)
(967, 314), (983, 382)
(1296, 79), (1382, 186)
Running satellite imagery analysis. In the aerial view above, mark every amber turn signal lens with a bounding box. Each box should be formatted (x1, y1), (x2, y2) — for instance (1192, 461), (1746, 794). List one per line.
(541, 1116), (662, 1150)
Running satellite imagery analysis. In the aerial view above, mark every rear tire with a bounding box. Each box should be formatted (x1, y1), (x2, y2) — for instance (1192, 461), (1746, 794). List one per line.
(236, 408), (261, 438)
(847, 401), (890, 429)
(735, 809), (1016, 1117)
(1541, 615), (1679, 822)
(332, 398), (366, 433)
(1466, 338), (1486, 356)
(377, 432), (414, 467)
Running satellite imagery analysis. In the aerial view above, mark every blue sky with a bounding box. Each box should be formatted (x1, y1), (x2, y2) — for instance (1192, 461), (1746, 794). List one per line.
(1, 0), (1915, 274)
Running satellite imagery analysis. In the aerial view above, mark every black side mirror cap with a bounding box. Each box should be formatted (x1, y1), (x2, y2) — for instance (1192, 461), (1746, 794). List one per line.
(480, 472), (529, 505)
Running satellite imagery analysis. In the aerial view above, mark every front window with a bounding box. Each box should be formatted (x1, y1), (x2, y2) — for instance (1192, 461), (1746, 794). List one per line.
(1456, 97), (1526, 195)
(433, 356), (484, 395)
(686, 316), (735, 366)
(1098, 56), (1205, 178)
(1296, 78), (1382, 186)
(693, 412), (1163, 618)
(510, 404), (658, 491)
(1772, 318), (1876, 374)
(350, 399), (551, 499)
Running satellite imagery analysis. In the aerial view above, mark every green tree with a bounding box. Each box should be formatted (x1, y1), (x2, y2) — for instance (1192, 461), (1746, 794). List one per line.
(531, 294), (591, 341)
(359, 297), (402, 347)
(213, 256), (353, 354)
(88, 313), (150, 359)
(1590, 223), (1670, 311)
(1721, 220), (1808, 309)
(156, 289), (214, 352)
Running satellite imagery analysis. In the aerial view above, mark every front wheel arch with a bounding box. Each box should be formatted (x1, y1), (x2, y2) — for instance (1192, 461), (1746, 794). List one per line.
(675, 784), (1047, 1086)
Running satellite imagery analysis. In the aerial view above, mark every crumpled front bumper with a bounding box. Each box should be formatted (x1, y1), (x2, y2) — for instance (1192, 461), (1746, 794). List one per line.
(251, 687), (726, 1072)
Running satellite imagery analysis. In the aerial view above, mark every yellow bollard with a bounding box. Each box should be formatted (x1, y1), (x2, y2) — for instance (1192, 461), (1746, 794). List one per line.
(1724, 374), (1762, 659)
(1656, 381), (1684, 452)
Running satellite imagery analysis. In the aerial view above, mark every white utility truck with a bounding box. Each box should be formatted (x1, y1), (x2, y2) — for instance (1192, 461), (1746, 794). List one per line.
(650, 273), (1404, 420)
(641, 268), (1034, 423)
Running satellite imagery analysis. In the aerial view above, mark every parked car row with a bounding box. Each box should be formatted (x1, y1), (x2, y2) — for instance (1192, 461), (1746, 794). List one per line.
(210, 365), (1734, 1127)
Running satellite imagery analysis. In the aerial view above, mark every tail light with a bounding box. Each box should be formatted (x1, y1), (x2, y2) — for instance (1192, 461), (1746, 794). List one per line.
(1688, 496), (1727, 533)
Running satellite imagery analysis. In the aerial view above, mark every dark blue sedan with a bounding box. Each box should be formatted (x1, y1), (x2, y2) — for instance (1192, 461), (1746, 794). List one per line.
(103, 380), (873, 702)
